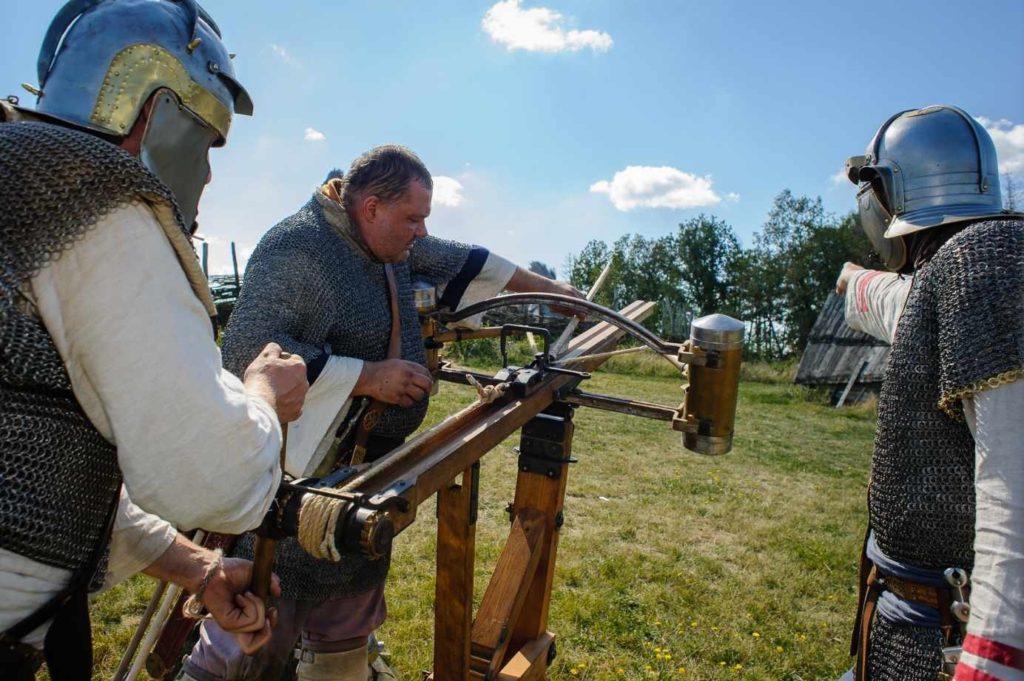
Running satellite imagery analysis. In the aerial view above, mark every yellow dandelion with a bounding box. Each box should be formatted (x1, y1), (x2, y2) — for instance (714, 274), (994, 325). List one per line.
(570, 669), (579, 676)
(734, 663), (743, 670)
(775, 646), (784, 653)
(690, 620), (698, 628)
(752, 632), (761, 639)
(719, 661), (726, 667)
(677, 667), (687, 674)
(665, 654), (673, 661)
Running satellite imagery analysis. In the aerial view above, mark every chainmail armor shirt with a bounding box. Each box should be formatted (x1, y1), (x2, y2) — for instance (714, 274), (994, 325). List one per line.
(0, 121), (282, 642)
(846, 218), (1024, 679)
(223, 194), (506, 600)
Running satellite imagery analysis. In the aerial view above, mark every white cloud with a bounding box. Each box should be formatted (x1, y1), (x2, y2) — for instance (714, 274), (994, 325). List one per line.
(482, 0), (612, 53)
(432, 176), (465, 207)
(589, 165), (723, 211)
(830, 167), (850, 186)
(726, 192), (741, 203)
(304, 127), (326, 142)
(977, 116), (1024, 177)
(269, 43), (300, 67)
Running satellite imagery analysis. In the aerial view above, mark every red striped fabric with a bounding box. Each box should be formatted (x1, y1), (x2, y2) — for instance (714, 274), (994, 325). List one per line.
(963, 634), (1024, 670)
(855, 271), (885, 313)
(955, 664), (1004, 681)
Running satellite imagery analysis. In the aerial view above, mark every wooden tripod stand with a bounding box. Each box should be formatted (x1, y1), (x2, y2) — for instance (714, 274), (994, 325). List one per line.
(433, 401), (575, 681)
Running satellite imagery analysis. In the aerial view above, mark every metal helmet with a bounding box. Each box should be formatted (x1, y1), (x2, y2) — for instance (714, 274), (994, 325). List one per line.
(845, 105), (1005, 270)
(28, 0), (254, 230)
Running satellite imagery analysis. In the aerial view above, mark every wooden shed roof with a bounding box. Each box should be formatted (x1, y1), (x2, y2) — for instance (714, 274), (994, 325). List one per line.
(794, 292), (890, 386)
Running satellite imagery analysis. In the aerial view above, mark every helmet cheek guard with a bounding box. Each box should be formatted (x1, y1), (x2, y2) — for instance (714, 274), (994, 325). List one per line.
(856, 181), (907, 272)
(140, 89), (219, 233)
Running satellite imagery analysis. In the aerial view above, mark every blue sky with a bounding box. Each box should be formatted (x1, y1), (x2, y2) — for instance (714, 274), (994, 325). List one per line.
(4, 0), (1023, 275)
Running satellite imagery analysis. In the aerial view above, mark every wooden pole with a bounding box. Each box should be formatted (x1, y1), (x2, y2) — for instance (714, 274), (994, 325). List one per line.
(835, 359), (868, 408)
(230, 241), (241, 292)
(433, 464), (479, 679)
(113, 580), (168, 681)
(251, 424), (287, 600)
(551, 260), (613, 357)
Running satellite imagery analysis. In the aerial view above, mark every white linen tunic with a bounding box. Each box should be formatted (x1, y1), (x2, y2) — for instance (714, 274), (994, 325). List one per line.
(0, 204), (283, 645)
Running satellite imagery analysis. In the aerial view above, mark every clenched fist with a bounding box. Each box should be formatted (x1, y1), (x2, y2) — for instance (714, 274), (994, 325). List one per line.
(243, 342), (309, 423)
(835, 261), (865, 295)
(204, 557), (282, 655)
(355, 359), (433, 407)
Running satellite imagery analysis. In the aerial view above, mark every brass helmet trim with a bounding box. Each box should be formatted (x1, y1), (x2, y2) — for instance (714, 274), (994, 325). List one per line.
(90, 43), (232, 142)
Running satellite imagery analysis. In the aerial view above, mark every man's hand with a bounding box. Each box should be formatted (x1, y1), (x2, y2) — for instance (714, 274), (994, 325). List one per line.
(543, 279), (587, 318)
(354, 359), (432, 407)
(144, 535), (281, 655)
(243, 342), (309, 423)
(202, 557), (282, 655)
(835, 261), (865, 295)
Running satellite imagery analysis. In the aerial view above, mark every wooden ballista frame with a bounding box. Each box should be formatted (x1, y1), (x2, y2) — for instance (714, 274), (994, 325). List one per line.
(133, 293), (743, 680)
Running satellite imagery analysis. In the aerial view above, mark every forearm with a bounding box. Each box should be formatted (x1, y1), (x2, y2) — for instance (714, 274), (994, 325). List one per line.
(505, 266), (557, 294)
(955, 381), (1024, 679)
(142, 533), (218, 594)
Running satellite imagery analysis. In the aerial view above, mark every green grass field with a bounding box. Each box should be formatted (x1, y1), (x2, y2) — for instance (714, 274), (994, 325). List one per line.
(89, 363), (876, 680)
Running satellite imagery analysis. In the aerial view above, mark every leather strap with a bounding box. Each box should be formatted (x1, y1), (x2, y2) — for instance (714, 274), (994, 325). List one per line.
(350, 264), (402, 466)
(853, 565), (883, 681)
(850, 528), (872, 658)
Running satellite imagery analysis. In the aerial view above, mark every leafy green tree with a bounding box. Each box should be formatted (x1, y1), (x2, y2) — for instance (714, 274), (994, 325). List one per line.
(567, 240), (615, 307)
(609, 234), (682, 333)
(676, 214), (740, 316)
(747, 192), (875, 357)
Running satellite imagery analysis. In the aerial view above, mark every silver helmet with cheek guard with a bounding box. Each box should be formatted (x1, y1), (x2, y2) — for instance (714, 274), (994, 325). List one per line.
(846, 105), (1007, 271)
(27, 0), (254, 231)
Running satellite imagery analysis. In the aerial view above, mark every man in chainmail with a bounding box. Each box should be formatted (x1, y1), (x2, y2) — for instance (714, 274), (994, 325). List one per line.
(0, 2), (309, 679)
(179, 145), (584, 680)
(837, 106), (1023, 681)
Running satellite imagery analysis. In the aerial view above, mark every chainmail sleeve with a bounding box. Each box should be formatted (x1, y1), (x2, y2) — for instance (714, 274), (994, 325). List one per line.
(221, 226), (335, 378)
(934, 218), (1024, 419)
(407, 235), (473, 285)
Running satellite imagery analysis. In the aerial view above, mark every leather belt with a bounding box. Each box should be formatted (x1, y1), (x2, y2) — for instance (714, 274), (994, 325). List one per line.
(880, 573), (944, 610)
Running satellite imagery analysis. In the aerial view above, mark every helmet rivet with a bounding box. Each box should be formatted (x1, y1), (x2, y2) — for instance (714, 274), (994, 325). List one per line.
(207, 60), (220, 74)
(187, 38), (203, 53)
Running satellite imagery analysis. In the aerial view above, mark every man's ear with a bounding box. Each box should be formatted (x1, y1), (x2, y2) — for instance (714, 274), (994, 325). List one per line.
(361, 194), (381, 223)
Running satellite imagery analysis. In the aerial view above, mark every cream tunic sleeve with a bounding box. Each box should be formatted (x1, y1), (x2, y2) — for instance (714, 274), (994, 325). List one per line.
(842, 269), (913, 344)
(27, 203), (282, 534)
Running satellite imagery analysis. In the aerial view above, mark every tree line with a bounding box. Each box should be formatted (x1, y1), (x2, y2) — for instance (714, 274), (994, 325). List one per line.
(561, 190), (876, 360)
